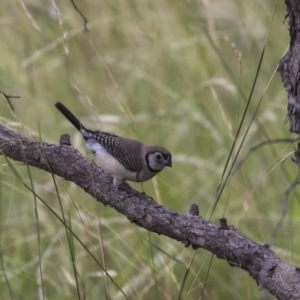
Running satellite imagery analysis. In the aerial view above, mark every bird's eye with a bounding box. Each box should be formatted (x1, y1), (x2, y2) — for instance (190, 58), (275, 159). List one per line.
(156, 153), (162, 160)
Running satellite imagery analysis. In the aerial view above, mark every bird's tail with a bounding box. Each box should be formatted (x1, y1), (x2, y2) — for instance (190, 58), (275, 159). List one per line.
(55, 102), (86, 131)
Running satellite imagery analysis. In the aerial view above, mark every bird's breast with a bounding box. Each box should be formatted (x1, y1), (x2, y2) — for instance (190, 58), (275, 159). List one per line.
(93, 148), (137, 182)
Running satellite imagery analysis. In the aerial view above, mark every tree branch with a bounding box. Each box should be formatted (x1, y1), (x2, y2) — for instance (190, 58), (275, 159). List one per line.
(0, 123), (299, 300)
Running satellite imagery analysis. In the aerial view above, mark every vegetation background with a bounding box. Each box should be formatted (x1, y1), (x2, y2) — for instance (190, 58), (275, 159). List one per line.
(0, 0), (296, 299)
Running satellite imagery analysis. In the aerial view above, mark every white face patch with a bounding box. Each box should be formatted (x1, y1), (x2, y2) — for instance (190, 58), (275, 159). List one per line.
(147, 152), (167, 172)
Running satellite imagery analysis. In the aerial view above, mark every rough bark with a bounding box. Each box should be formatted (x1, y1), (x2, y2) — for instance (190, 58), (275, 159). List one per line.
(279, 0), (300, 134)
(0, 124), (299, 300)
(279, 0), (300, 175)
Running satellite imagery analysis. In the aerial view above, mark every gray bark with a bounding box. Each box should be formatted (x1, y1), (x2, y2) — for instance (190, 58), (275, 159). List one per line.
(0, 124), (299, 300)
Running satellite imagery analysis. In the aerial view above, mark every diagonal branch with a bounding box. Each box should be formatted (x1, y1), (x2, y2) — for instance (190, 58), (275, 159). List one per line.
(0, 123), (299, 299)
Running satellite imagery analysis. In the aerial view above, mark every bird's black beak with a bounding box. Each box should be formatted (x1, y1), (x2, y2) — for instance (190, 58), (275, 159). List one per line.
(164, 156), (172, 167)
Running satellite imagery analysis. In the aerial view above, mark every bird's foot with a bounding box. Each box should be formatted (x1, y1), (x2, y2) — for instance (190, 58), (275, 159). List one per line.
(119, 181), (143, 196)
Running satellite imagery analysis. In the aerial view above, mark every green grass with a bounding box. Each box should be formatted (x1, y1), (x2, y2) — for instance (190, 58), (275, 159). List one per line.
(0, 0), (295, 299)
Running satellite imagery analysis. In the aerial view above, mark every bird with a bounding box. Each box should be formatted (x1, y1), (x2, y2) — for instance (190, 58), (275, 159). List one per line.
(55, 102), (172, 185)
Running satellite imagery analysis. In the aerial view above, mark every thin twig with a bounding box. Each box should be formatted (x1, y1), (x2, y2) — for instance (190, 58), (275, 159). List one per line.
(269, 169), (300, 247)
(69, 0), (89, 32)
(209, 138), (295, 219)
(0, 91), (20, 111)
(232, 138), (295, 177)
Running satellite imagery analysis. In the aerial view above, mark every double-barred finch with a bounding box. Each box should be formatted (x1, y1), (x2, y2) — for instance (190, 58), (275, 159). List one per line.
(55, 102), (172, 185)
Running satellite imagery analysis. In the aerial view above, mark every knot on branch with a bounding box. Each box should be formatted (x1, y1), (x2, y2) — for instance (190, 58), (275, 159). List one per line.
(59, 134), (71, 146)
(189, 203), (199, 216)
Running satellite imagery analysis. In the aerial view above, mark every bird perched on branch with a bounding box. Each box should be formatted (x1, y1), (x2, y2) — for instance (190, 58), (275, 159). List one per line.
(55, 102), (172, 185)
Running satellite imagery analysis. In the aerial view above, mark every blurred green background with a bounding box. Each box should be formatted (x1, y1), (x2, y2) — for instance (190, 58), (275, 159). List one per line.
(0, 0), (296, 299)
